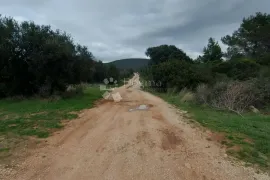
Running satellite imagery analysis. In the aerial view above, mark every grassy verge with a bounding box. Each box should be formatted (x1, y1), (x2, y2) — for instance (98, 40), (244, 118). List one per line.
(152, 91), (270, 169)
(0, 86), (102, 158)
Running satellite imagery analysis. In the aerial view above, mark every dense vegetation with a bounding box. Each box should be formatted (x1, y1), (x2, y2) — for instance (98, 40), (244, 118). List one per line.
(142, 12), (270, 112)
(0, 15), (121, 98)
(141, 12), (270, 169)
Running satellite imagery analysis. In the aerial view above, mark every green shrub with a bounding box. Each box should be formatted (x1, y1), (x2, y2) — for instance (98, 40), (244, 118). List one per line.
(213, 58), (260, 81)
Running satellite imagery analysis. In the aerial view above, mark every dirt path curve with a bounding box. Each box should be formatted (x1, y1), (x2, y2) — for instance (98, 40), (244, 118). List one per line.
(1, 74), (269, 180)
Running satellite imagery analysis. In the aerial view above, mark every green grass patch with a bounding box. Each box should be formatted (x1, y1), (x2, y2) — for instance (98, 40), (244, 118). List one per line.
(0, 148), (9, 152)
(0, 87), (102, 138)
(154, 92), (270, 169)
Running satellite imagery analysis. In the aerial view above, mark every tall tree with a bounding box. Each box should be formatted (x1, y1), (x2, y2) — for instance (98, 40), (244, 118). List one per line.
(202, 37), (223, 63)
(221, 12), (270, 61)
(145, 45), (192, 64)
(106, 64), (120, 81)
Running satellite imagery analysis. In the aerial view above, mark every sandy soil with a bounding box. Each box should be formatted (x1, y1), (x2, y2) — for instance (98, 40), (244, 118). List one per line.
(1, 74), (269, 180)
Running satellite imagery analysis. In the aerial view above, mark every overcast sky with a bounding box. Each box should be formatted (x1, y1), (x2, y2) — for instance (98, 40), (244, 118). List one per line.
(1, 0), (270, 62)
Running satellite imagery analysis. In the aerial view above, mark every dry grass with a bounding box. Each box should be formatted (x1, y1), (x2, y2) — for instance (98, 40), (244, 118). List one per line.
(180, 92), (194, 103)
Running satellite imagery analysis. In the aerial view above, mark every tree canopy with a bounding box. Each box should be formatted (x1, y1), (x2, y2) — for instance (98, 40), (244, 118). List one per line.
(201, 37), (223, 63)
(0, 15), (120, 97)
(145, 45), (192, 64)
(141, 12), (270, 97)
(221, 12), (270, 61)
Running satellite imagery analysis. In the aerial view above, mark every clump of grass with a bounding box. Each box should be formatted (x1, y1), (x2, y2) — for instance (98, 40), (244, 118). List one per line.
(0, 148), (9, 152)
(178, 88), (189, 98)
(180, 92), (194, 103)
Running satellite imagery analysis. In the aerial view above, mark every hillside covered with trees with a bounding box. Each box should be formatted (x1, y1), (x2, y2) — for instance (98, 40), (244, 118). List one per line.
(108, 58), (149, 70)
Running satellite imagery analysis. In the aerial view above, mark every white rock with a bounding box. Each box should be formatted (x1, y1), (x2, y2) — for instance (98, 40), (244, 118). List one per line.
(137, 105), (148, 110)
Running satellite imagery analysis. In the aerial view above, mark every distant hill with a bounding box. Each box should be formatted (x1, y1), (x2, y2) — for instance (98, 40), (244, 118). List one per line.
(108, 58), (149, 70)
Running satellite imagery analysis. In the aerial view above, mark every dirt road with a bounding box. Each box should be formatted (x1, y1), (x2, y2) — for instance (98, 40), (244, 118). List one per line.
(1, 75), (269, 180)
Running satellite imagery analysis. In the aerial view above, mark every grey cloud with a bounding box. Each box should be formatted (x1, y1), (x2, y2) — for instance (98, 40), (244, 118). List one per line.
(124, 0), (270, 51)
(0, 0), (270, 61)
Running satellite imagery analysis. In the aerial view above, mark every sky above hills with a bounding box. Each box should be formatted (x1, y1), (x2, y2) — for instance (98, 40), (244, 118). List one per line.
(1, 0), (270, 62)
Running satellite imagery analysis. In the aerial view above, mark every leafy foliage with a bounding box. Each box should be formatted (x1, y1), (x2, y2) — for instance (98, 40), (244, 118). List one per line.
(142, 60), (213, 92)
(0, 15), (120, 98)
(145, 45), (192, 64)
(221, 12), (270, 61)
(142, 12), (270, 108)
(201, 37), (223, 63)
(109, 58), (149, 70)
(213, 58), (260, 80)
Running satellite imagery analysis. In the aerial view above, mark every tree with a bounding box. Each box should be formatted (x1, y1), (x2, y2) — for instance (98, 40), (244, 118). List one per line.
(221, 12), (270, 60)
(0, 16), (21, 96)
(194, 55), (204, 63)
(0, 15), (111, 97)
(106, 64), (120, 82)
(72, 45), (95, 83)
(150, 60), (212, 91)
(93, 61), (107, 83)
(201, 37), (223, 63)
(145, 45), (192, 64)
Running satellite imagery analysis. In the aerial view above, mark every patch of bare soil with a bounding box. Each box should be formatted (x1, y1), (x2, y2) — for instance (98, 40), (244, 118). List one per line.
(227, 145), (242, 152)
(94, 98), (113, 106)
(160, 129), (182, 150)
(208, 132), (227, 143)
(152, 111), (164, 121)
(243, 138), (254, 144)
